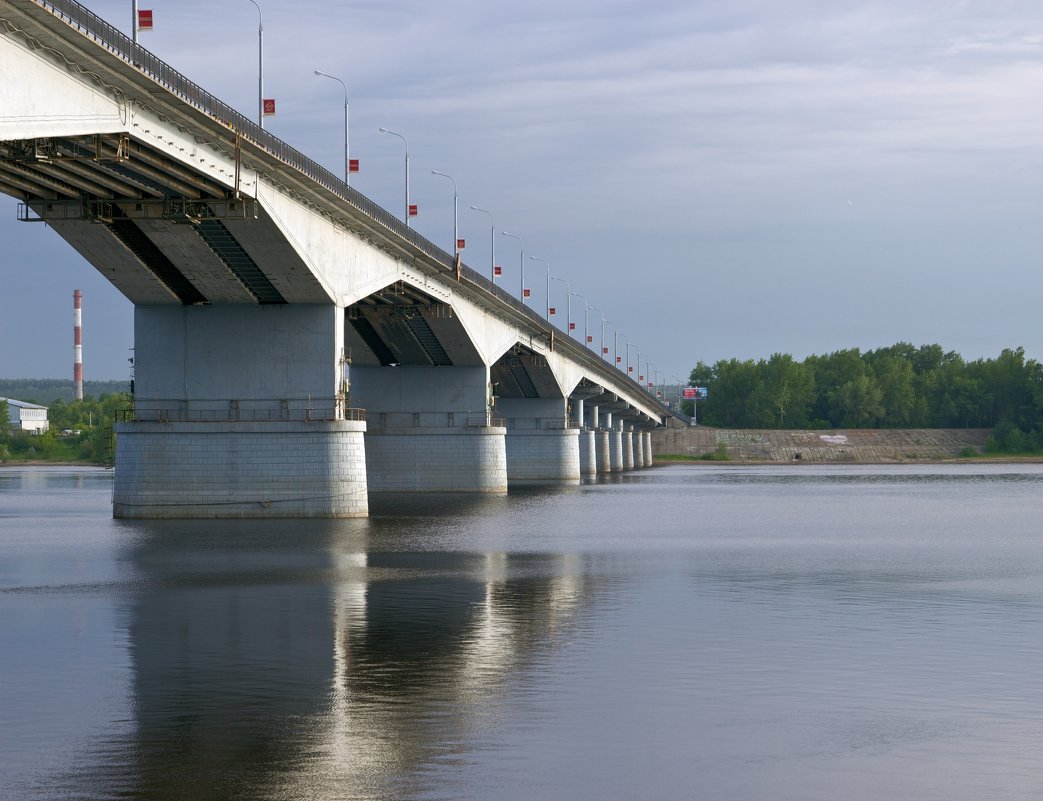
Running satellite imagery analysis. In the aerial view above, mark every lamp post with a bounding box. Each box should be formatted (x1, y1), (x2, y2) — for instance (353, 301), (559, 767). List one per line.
(431, 170), (458, 257)
(568, 291), (586, 341)
(529, 256), (551, 319)
(550, 275), (569, 331)
(626, 343), (638, 376)
(470, 205), (495, 281)
(501, 231), (525, 301)
(646, 362), (656, 394)
(599, 316), (612, 360)
(586, 306), (602, 350)
(132, 0), (138, 44)
(378, 127), (410, 226)
(614, 331), (628, 371)
(246, 0), (264, 129)
(314, 70), (349, 185)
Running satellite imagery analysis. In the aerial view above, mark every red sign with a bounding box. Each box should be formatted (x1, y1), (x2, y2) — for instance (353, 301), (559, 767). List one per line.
(262, 98), (276, 116)
(523, 288), (531, 298)
(586, 335), (593, 343)
(616, 356), (621, 363)
(137, 9), (153, 30)
(602, 347), (609, 354)
(569, 322), (576, 330)
(408, 204), (418, 217)
(349, 159), (360, 174)
(549, 307), (556, 315)
(494, 266), (502, 277)
(639, 375), (644, 382)
(456, 238), (465, 250)
(628, 366), (633, 373)
(682, 388), (698, 399)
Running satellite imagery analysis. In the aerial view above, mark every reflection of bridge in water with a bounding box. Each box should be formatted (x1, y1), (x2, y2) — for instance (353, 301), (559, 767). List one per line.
(74, 513), (596, 799)
(0, 0), (668, 519)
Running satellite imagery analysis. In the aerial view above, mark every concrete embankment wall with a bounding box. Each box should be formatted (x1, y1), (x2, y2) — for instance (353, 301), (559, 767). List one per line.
(652, 422), (991, 463)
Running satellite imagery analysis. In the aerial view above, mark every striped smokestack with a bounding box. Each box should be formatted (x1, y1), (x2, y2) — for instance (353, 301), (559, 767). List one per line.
(73, 289), (83, 401)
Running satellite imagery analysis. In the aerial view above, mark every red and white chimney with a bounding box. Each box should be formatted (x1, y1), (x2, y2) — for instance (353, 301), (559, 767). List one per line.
(73, 289), (83, 401)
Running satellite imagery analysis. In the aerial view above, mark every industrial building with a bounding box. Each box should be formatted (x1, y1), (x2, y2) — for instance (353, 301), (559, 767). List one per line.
(1, 398), (49, 434)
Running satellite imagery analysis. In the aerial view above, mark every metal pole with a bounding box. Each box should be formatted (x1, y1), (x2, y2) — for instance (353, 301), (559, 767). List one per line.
(501, 232), (524, 300)
(247, 0), (263, 128)
(615, 331), (627, 371)
(550, 276), (568, 331)
(314, 71), (350, 185)
(132, 0), (138, 44)
(569, 292), (585, 340)
(470, 206), (494, 280)
(379, 128), (409, 225)
(529, 256), (550, 319)
(431, 171), (458, 256)
(588, 306), (601, 351)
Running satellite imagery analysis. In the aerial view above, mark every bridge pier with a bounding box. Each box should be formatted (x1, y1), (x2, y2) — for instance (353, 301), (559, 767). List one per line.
(498, 398), (580, 482)
(352, 366), (508, 493)
(643, 431), (654, 466)
(116, 304), (369, 517)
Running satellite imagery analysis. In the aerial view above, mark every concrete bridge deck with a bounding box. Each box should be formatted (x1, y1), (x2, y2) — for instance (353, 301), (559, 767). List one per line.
(0, 0), (668, 516)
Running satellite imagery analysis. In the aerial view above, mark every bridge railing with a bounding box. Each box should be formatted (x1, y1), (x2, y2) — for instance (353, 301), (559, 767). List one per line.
(116, 398), (364, 423)
(31, 0), (669, 418)
(367, 412), (505, 430)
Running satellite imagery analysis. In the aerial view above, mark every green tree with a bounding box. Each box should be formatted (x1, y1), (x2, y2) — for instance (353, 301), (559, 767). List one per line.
(0, 399), (11, 441)
(829, 375), (884, 428)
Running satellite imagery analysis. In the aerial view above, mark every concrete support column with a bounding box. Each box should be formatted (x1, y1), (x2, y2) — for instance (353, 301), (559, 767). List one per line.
(622, 423), (635, 470)
(643, 431), (654, 466)
(498, 398), (580, 482)
(120, 304), (368, 518)
(594, 430), (611, 473)
(578, 429), (597, 476)
(353, 365), (507, 492)
(634, 426), (645, 468)
(609, 419), (624, 472)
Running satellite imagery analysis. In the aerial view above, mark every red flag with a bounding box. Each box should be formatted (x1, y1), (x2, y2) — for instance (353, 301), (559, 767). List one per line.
(586, 335), (593, 343)
(494, 266), (502, 277)
(262, 98), (276, 116)
(456, 238), (465, 250)
(569, 322), (576, 330)
(602, 347), (609, 354)
(408, 204), (418, 217)
(137, 9), (153, 30)
(349, 159), (360, 173)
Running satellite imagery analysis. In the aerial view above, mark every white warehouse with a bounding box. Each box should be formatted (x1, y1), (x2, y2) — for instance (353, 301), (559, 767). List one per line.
(2, 398), (49, 434)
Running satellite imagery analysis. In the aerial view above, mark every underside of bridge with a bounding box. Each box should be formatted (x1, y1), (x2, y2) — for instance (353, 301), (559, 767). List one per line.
(0, 0), (662, 517)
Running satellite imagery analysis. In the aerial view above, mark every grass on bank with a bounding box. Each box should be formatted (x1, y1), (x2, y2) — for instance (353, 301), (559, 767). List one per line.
(657, 443), (731, 462)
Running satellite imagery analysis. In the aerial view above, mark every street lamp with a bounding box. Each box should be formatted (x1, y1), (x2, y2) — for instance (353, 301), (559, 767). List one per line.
(246, 0), (264, 128)
(431, 170), (459, 257)
(314, 70), (349, 185)
(550, 275), (569, 330)
(470, 205), (495, 281)
(378, 127), (410, 226)
(568, 291), (586, 341)
(587, 306), (604, 352)
(501, 231), (525, 301)
(529, 256), (551, 319)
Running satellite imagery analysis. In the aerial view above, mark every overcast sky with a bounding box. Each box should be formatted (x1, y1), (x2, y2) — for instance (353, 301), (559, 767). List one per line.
(4, 0), (1043, 381)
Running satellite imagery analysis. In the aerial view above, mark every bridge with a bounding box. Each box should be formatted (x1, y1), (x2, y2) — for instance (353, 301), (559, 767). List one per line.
(0, 0), (670, 518)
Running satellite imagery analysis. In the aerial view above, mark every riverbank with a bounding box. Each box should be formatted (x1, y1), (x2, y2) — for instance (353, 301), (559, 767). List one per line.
(652, 423), (993, 463)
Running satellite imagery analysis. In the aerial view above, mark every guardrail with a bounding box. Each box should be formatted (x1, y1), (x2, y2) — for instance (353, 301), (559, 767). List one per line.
(28, 0), (671, 418)
(367, 412), (505, 429)
(115, 398), (364, 423)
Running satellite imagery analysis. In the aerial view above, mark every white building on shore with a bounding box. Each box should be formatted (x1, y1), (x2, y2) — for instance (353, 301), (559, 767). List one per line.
(1, 398), (49, 434)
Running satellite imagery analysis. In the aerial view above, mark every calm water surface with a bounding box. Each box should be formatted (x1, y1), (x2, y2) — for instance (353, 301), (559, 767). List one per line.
(3, 463), (1043, 800)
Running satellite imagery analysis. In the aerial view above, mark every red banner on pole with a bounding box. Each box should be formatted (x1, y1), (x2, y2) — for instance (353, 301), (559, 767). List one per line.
(137, 9), (153, 30)
(628, 366), (633, 373)
(586, 335), (593, 343)
(615, 356), (621, 363)
(569, 322), (576, 330)
(349, 159), (360, 173)
(494, 266), (502, 277)
(456, 239), (466, 250)
(602, 347), (609, 354)
(262, 98), (276, 116)
(549, 307), (556, 315)
(408, 204), (418, 217)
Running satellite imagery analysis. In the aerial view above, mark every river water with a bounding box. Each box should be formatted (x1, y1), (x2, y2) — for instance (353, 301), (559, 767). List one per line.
(3, 463), (1043, 800)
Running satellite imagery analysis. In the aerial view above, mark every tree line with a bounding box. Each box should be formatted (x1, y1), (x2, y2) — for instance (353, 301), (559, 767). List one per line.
(685, 343), (1043, 444)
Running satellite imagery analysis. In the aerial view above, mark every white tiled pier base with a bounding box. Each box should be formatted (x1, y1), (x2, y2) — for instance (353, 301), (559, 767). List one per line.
(505, 428), (581, 481)
(594, 431), (612, 473)
(365, 426), (508, 492)
(578, 430), (597, 476)
(113, 420), (368, 518)
(634, 433), (645, 468)
(622, 431), (635, 470)
(609, 430), (624, 472)
(643, 432), (654, 466)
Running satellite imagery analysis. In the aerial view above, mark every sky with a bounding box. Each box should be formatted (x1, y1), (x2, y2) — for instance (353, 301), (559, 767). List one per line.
(4, 0), (1043, 381)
